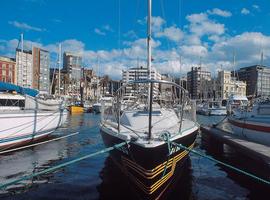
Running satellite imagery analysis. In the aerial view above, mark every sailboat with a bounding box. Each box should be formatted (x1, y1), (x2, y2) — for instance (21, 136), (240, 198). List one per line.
(99, 1), (199, 199)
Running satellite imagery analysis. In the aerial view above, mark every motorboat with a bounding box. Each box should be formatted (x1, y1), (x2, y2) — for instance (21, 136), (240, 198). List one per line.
(228, 96), (270, 146)
(0, 82), (67, 149)
(198, 101), (227, 116)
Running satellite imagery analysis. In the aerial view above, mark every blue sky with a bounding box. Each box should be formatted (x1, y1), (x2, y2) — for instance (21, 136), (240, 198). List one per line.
(1, 0), (270, 79)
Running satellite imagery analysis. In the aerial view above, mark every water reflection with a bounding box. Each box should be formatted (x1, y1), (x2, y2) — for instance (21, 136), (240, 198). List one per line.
(97, 156), (194, 200)
(0, 137), (68, 196)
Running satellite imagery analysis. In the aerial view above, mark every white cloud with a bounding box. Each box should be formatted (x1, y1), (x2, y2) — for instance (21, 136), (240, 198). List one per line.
(94, 25), (114, 36)
(8, 21), (45, 32)
(207, 8), (232, 17)
(252, 4), (260, 11)
(137, 16), (165, 33)
(186, 13), (208, 23)
(94, 28), (106, 36)
(124, 30), (138, 39)
(186, 13), (225, 37)
(241, 8), (250, 15)
(156, 26), (184, 42)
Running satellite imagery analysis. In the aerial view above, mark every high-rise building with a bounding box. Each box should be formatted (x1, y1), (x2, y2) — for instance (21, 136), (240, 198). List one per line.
(32, 47), (50, 93)
(16, 49), (33, 88)
(217, 70), (246, 99)
(122, 66), (161, 96)
(0, 56), (16, 84)
(63, 52), (82, 81)
(187, 67), (211, 99)
(236, 65), (270, 96)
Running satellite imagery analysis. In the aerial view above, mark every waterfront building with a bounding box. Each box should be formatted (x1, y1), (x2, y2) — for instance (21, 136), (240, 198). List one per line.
(0, 56), (16, 84)
(122, 66), (161, 96)
(236, 65), (270, 96)
(63, 52), (82, 81)
(63, 52), (82, 97)
(187, 67), (211, 99)
(16, 49), (33, 88)
(32, 47), (50, 93)
(217, 70), (246, 99)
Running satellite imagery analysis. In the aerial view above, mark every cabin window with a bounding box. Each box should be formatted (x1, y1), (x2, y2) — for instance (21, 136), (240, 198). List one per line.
(0, 99), (25, 107)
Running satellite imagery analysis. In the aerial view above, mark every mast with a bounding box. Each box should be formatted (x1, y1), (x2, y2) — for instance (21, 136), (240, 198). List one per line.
(58, 43), (62, 96)
(147, 0), (153, 140)
(260, 51), (264, 96)
(21, 33), (23, 87)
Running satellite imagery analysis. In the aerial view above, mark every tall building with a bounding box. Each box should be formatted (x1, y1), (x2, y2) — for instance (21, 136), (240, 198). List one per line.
(32, 47), (50, 93)
(217, 70), (246, 99)
(16, 49), (33, 88)
(122, 66), (161, 96)
(187, 67), (211, 99)
(0, 56), (16, 84)
(63, 52), (82, 81)
(236, 65), (270, 96)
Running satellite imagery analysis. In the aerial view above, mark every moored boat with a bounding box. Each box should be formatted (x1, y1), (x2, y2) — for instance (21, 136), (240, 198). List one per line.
(100, 80), (198, 199)
(198, 100), (227, 116)
(228, 97), (270, 146)
(0, 82), (67, 149)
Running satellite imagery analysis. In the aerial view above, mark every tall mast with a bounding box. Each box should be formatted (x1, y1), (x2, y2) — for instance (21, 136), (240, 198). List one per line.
(147, 0), (152, 77)
(147, 0), (153, 140)
(21, 33), (23, 87)
(58, 43), (62, 96)
(260, 51), (264, 96)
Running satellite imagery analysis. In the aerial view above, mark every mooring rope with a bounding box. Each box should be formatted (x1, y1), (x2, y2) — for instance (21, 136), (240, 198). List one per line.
(0, 141), (130, 190)
(171, 142), (270, 185)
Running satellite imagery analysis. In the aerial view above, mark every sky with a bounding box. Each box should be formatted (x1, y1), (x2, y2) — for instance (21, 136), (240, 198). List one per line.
(1, 0), (270, 79)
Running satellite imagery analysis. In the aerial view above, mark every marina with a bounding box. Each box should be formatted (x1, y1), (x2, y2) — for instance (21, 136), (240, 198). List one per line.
(0, 114), (269, 199)
(1, 0), (270, 199)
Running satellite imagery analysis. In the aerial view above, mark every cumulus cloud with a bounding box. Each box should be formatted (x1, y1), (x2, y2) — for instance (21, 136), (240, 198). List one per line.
(2, 10), (270, 80)
(8, 21), (45, 32)
(241, 8), (250, 15)
(187, 13), (225, 36)
(207, 8), (232, 17)
(155, 26), (184, 42)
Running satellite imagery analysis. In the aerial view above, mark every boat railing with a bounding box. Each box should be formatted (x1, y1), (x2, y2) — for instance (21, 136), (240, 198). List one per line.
(101, 79), (195, 133)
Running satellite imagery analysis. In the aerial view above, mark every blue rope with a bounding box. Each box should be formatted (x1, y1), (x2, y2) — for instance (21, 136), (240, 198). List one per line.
(171, 142), (270, 185)
(0, 141), (129, 190)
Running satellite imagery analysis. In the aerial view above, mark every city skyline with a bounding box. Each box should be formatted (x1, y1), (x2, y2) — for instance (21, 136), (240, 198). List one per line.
(0, 0), (270, 79)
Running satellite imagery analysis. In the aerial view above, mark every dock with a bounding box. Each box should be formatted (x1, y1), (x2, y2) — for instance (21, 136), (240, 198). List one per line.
(200, 125), (270, 168)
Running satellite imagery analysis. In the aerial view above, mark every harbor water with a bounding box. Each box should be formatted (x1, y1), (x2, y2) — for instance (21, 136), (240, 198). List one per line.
(0, 113), (269, 200)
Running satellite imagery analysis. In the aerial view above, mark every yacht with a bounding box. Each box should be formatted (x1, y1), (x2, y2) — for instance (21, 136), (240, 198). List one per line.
(228, 96), (270, 146)
(0, 82), (67, 149)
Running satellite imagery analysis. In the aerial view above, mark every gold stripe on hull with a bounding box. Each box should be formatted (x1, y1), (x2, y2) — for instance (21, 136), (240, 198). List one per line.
(121, 142), (195, 194)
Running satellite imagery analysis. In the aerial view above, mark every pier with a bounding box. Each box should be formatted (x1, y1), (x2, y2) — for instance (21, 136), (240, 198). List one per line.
(200, 125), (270, 168)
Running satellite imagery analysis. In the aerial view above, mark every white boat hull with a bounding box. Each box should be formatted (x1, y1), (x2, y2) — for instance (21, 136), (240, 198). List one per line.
(209, 109), (227, 116)
(0, 110), (68, 148)
(228, 118), (270, 146)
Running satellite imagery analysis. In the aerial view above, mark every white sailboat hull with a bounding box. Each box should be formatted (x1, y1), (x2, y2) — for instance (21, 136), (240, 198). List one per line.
(0, 110), (68, 148)
(228, 117), (270, 146)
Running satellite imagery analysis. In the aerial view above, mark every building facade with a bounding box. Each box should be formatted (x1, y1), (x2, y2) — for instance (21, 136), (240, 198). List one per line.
(16, 49), (33, 88)
(187, 67), (211, 99)
(122, 66), (162, 96)
(63, 52), (82, 81)
(217, 70), (246, 99)
(32, 47), (50, 93)
(0, 56), (16, 84)
(236, 65), (270, 96)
